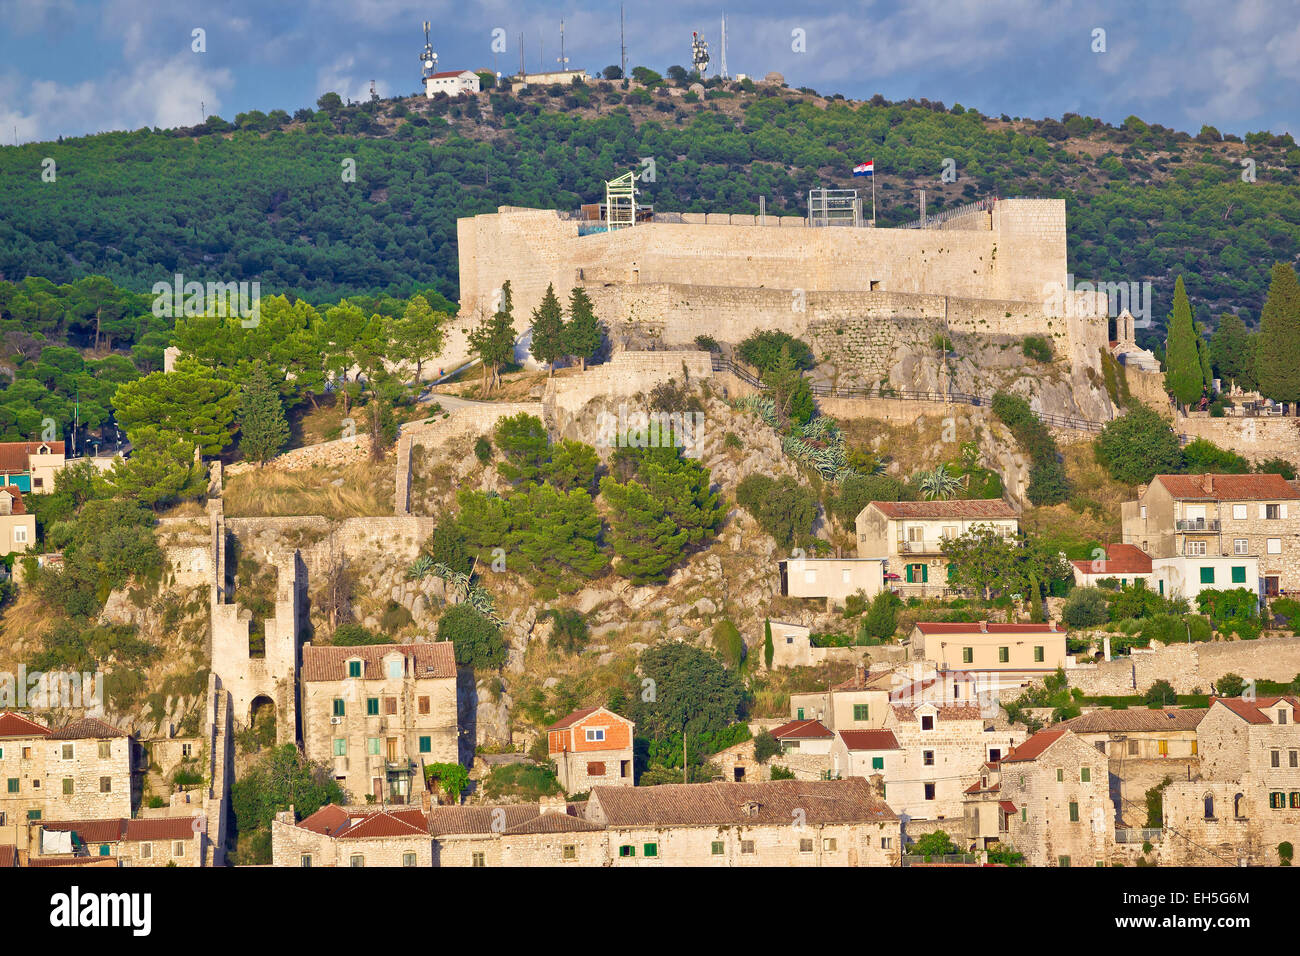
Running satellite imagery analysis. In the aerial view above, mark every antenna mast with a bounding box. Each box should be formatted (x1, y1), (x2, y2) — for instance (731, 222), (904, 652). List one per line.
(620, 5), (627, 78)
(719, 12), (728, 80)
(557, 19), (569, 72)
(419, 20), (437, 82)
(691, 31), (710, 78)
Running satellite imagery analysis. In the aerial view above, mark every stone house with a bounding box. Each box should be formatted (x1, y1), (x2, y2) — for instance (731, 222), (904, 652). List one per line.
(1059, 708), (1205, 812)
(1121, 473), (1300, 596)
(0, 487), (34, 556)
(776, 557), (887, 609)
(789, 665), (895, 731)
(34, 815), (207, 867)
(424, 69), (480, 98)
(0, 440), (66, 494)
(1161, 695), (1300, 866)
(831, 729), (901, 782)
(300, 642), (458, 805)
(855, 499), (1019, 597)
(983, 729), (1116, 867)
(426, 801), (608, 867)
(909, 622), (1067, 690)
(272, 804), (433, 867)
(0, 714), (142, 825)
(767, 621), (873, 669)
(1069, 543), (1260, 607)
(878, 702), (1025, 824)
(546, 706), (634, 793)
(770, 718), (834, 758)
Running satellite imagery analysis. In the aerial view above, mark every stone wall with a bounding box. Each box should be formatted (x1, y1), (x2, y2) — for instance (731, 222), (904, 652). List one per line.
(542, 350), (713, 424)
(1175, 413), (1300, 465)
(225, 435), (370, 475)
(1061, 636), (1300, 697)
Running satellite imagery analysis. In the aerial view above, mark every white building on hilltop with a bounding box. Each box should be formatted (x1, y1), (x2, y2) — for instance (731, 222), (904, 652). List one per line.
(425, 70), (480, 98)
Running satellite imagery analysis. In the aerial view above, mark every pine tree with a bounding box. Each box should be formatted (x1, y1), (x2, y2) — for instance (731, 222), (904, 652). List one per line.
(529, 283), (566, 376)
(1210, 312), (1257, 390)
(1164, 276), (1202, 407)
(238, 362), (290, 464)
(1257, 263), (1300, 404)
(564, 287), (604, 371)
(468, 280), (516, 392)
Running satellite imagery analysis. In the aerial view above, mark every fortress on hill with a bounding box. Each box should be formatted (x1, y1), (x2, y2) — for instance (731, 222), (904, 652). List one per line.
(455, 197), (1109, 380)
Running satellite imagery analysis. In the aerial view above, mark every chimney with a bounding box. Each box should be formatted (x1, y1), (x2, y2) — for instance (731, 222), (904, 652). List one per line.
(1201, 474), (1213, 495)
(856, 664), (867, 684)
(979, 621), (988, 633)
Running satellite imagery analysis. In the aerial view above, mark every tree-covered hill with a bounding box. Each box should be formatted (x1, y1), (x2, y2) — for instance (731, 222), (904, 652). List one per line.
(2, 75), (1298, 341)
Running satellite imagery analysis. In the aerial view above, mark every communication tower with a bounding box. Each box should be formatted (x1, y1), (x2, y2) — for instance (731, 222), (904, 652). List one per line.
(419, 20), (437, 82)
(719, 13), (729, 80)
(691, 32), (710, 77)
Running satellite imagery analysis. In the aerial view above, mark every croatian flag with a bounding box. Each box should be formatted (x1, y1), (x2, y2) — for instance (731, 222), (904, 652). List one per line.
(853, 160), (874, 176)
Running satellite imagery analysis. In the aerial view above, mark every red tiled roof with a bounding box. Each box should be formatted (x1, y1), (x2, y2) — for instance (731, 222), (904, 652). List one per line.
(0, 486), (26, 514)
(124, 817), (202, 842)
(27, 856), (117, 867)
(298, 804), (350, 836)
(590, 778), (898, 827)
(0, 845), (15, 867)
(868, 499), (1018, 520)
(1070, 543), (1153, 576)
(428, 69), (476, 79)
(42, 819), (128, 843)
(0, 712), (51, 738)
(337, 810), (429, 840)
(914, 622), (1063, 635)
(426, 804), (548, 836)
(1211, 696), (1299, 725)
(0, 441), (58, 474)
(771, 718), (834, 740)
(1000, 729), (1067, 763)
(547, 706), (632, 732)
(998, 800), (1017, 814)
(839, 730), (901, 751)
(503, 812), (604, 835)
(965, 777), (1000, 794)
(1062, 708), (1206, 733)
(301, 642), (456, 681)
(1152, 473), (1300, 501)
(50, 717), (130, 740)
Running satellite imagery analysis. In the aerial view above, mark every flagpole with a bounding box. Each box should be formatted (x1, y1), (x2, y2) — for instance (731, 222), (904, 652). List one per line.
(871, 164), (876, 225)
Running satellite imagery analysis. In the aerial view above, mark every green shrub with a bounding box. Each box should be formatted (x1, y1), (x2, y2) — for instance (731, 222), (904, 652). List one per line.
(437, 604), (505, 670)
(769, 765), (796, 780)
(1061, 587), (1111, 628)
(474, 436), (492, 464)
(712, 619), (746, 669)
(1023, 335), (1053, 363)
(735, 473), (819, 550)
(543, 608), (589, 653)
(753, 731), (780, 763)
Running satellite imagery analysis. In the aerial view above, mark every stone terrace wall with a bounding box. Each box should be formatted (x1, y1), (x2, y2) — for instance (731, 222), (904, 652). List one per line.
(1174, 413), (1300, 464)
(543, 350), (713, 422)
(1063, 636), (1300, 696)
(225, 435), (370, 476)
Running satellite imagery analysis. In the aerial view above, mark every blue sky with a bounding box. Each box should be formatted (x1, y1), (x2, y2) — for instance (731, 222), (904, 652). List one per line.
(1, 0), (1297, 144)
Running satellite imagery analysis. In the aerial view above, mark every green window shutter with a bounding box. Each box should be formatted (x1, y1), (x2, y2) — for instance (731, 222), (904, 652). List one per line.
(1231, 566), (1246, 584)
(1069, 802), (1079, 821)
(643, 843), (658, 857)
(367, 737), (380, 755)
(853, 704), (869, 721)
(1081, 767), (1090, 782)
(999, 647), (1009, 663)
(962, 647), (973, 664)
(6, 778), (17, 794)
(1159, 580), (1164, 595)
(62, 778), (73, 795)
(333, 738), (346, 756)
(1056, 768), (1064, 782)
(1200, 566), (1215, 584)
(796, 708), (804, 720)
(711, 841), (724, 855)
(872, 756), (884, 770)
(367, 698), (379, 716)
(905, 565), (914, 584)
(921, 563), (928, 583)
(946, 563), (957, 582)
(419, 736), (431, 754)
(333, 699), (345, 717)
(348, 660), (361, 678)
(1021, 807), (1026, 822)
(1034, 646), (1044, 662)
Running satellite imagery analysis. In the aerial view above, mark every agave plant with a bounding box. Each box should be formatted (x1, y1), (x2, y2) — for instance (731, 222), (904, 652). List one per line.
(406, 554), (436, 579)
(917, 464), (963, 500)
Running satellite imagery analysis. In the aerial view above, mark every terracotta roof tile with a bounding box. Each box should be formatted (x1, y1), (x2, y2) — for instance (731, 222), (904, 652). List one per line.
(999, 729), (1067, 763)
(839, 729), (901, 751)
(589, 778), (897, 827)
(0, 712), (51, 738)
(337, 810), (429, 840)
(301, 642), (456, 682)
(298, 804), (350, 836)
(426, 803), (544, 836)
(41, 819), (128, 843)
(502, 812), (604, 835)
(0, 487), (27, 514)
(0, 441), (59, 475)
(771, 718), (834, 740)
(50, 717), (130, 740)
(868, 499), (1018, 520)
(914, 622), (1063, 635)
(1152, 473), (1300, 501)
(1211, 696), (1299, 725)
(998, 800), (1018, 814)
(124, 817), (203, 842)
(0, 845), (15, 867)
(1062, 708), (1206, 733)
(547, 706), (632, 732)
(1070, 544), (1153, 576)
(27, 856), (117, 867)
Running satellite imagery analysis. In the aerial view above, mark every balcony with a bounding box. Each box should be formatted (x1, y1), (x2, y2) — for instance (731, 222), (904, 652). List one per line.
(896, 539), (950, 554)
(1175, 519), (1220, 533)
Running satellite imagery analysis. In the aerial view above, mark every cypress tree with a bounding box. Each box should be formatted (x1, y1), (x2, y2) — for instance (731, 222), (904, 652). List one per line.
(238, 362), (290, 464)
(529, 282), (566, 376)
(1257, 263), (1300, 404)
(763, 619), (774, 670)
(1164, 276), (1202, 406)
(564, 287), (604, 371)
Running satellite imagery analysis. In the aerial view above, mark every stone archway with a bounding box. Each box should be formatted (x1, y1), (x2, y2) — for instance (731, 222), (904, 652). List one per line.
(249, 695), (277, 749)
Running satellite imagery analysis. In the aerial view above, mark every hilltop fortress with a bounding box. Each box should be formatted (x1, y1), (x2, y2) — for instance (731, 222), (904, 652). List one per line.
(454, 198), (1110, 393)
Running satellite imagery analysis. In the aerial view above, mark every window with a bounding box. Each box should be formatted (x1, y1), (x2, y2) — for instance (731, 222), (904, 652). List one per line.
(962, 647), (973, 664)
(332, 699), (345, 717)
(347, 660), (362, 678)
(1266, 504), (1281, 520)
(419, 736), (431, 754)
(13, 526), (26, 544)
(1231, 565), (1247, 583)
(367, 737), (381, 756)
(1140, 505), (1147, 519)
(472, 852), (485, 867)
(1234, 539), (1249, 555)
(1233, 504), (1248, 520)
(1058, 856), (1071, 867)
(1034, 646), (1044, 663)
(27, 809), (40, 821)
(1021, 807), (1027, 823)
(871, 756), (884, 770)
(881, 836), (893, 849)
(99, 777), (111, 793)
(141, 843), (152, 859)
(796, 708), (805, 720)
(350, 855), (364, 867)
(300, 855), (311, 867)
(998, 647), (1009, 663)
(5, 779), (16, 794)
(920, 715), (934, 731)
(1200, 566), (1215, 585)
(585, 728), (606, 743)
(1081, 767), (1091, 783)
(853, 704), (869, 721)
(923, 750), (935, 766)
(1204, 793), (1215, 819)
(799, 839), (814, 853)
(386, 659), (403, 680)
(1158, 740), (1168, 756)
(1291, 793), (1300, 810)
(173, 841), (185, 857)
(1272, 750), (1281, 768)
(1268, 538), (1282, 555)
(1128, 740), (1138, 756)
(823, 838), (837, 851)
(62, 778), (73, 795)
(1069, 801), (1080, 822)
(1269, 792), (1286, 809)
(711, 841), (724, 856)
(402, 852), (417, 867)
(1186, 541), (1207, 556)
(333, 738), (346, 756)
(61, 744), (73, 760)
(562, 845), (576, 860)
(98, 741), (111, 759)
(384, 697), (397, 716)
(1291, 751), (1298, 768)
(619, 845), (636, 857)
(1057, 768), (1064, 782)
(366, 698), (379, 716)
(740, 840), (755, 854)
(924, 783), (936, 800)
(418, 696), (430, 715)
(1280, 711), (1289, 726)
(587, 762), (607, 776)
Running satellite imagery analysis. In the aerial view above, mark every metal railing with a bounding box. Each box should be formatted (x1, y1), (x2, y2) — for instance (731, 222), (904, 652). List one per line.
(1115, 827), (1164, 844)
(899, 197), (997, 230)
(1175, 519), (1221, 532)
(901, 852), (980, 866)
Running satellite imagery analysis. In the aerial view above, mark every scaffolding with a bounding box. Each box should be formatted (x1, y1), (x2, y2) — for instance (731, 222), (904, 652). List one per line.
(605, 170), (638, 230)
(808, 189), (862, 227)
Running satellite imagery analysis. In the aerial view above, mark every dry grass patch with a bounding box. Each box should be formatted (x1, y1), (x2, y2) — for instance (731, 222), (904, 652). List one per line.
(223, 461), (393, 518)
